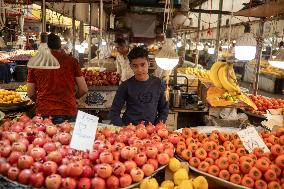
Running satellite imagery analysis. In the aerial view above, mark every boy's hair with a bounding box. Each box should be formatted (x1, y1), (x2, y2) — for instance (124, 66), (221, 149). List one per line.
(127, 46), (149, 62)
(115, 38), (128, 46)
(47, 33), (61, 50)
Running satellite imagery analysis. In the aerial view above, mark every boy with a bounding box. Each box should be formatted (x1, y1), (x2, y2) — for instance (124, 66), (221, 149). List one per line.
(109, 47), (169, 126)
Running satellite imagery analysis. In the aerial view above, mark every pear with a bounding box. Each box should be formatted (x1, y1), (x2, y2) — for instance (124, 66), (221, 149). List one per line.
(169, 158), (181, 172)
(173, 168), (189, 185)
(140, 178), (159, 189)
(192, 176), (208, 189)
(161, 180), (174, 189)
(177, 180), (193, 189)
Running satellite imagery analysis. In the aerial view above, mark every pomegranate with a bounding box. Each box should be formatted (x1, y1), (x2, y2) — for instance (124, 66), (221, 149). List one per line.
(88, 150), (100, 162)
(136, 128), (148, 139)
(157, 128), (169, 138)
(155, 141), (164, 153)
(0, 162), (11, 175)
(91, 177), (105, 189)
(0, 139), (10, 146)
(128, 136), (139, 145)
(43, 142), (57, 153)
(43, 117), (53, 126)
(45, 174), (62, 189)
(58, 164), (69, 177)
(46, 125), (58, 137)
(18, 169), (33, 184)
(33, 115), (43, 123)
(112, 151), (120, 161)
(32, 162), (43, 173)
(11, 142), (27, 152)
(67, 162), (83, 177)
(146, 146), (158, 159)
(147, 159), (159, 170)
(6, 132), (19, 142)
(121, 146), (135, 160)
(47, 151), (62, 164)
(11, 122), (24, 132)
(146, 123), (156, 134)
(17, 138), (29, 146)
(42, 161), (58, 175)
(30, 147), (46, 161)
(119, 174), (132, 187)
(62, 177), (77, 189)
(142, 163), (155, 176)
(96, 163), (113, 178)
(81, 165), (94, 178)
(130, 167), (144, 182)
(7, 166), (20, 181)
(77, 178), (91, 189)
(112, 161), (126, 176)
(151, 135), (161, 142)
(116, 134), (128, 143)
(18, 155), (34, 169)
(157, 153), (170, 165)
(164, 148), (175, 158)
(58, 132), (71, 145)
(156, 121), (165, 130)
(59, 121), (72, 133)
(124, 160), (137, 173)
(106, 175), (119, 189)
(134, 152), (147, 166)
(36, 123), (46, 132)
(102, 128), (112, 137)
(33, 137), (46, 147)
(93, 140), (104, 150)
(99, 151), (114, 164)
(168, 133), (179, 144)
(29, 172), (45, 188)
(133, 139), (144, 149)
(113, 142), (125, 151)
(0, 145), (11, 157)
(19, 114), (30, 123)
(8, 151), (22, 164)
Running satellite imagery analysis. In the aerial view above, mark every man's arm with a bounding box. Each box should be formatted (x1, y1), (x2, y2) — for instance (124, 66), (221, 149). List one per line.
(108, 83), (127, 126)
(75, 76), (88, 98)
(155, 80), (169, 124)
(27, 83), (36, 101)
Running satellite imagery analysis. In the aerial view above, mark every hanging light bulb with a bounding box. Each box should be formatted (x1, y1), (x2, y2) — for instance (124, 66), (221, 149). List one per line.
(268, 49), (284, 69)
(155, 26), (179, 70)
(235, 24), (256, 61)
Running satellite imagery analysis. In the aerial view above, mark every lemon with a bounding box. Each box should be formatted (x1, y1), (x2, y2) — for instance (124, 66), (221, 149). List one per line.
(168, 158), (181, 172)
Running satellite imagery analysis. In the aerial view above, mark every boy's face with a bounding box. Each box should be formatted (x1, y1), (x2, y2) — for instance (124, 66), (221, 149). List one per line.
(130, 57), (149, 81)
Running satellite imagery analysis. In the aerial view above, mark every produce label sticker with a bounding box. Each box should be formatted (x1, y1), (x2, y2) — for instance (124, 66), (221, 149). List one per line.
(237, 127), (270, 153)
(70, 111), (99, 152)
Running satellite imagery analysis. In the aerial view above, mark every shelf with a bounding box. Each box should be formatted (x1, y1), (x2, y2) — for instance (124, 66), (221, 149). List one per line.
(171, 108), (208, 113)
(234, 0), (284, 18)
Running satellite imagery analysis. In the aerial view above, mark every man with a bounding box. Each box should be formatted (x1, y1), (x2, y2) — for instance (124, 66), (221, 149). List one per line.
(27, 33), (88, 124)
(115, 38), (134, 82)
(109, 47), (169, 126)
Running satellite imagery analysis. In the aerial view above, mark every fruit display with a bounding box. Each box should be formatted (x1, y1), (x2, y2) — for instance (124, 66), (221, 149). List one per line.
(245, 95), (284, 115)
(261, 65), (284, 77)
(176, 127), (284, 189)
(0, 90), (22, 104)
(0, 53), (12, 64)
(0, 116), (173, 189)
(140, 157), (208, 189)
(82, 69), (120, 86)
(177, 67), (210, 79)
(209, 62), (240, 92)
(16, 84), (27, 92)
(85, 91), (105, 105)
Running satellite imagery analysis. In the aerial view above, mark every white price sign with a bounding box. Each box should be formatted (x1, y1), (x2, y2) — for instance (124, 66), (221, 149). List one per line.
(237, 127), (270, 153)
(70, 111), (99, 152)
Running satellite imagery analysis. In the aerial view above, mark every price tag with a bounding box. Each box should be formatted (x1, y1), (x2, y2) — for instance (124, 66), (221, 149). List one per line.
(70, 111), (99, 152)
(237, 127), (270, 153)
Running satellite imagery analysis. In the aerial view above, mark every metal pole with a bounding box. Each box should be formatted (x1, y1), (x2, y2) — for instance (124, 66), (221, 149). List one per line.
(254, 18), (265, 95)
(41, 0), (46, 32)
(72, 4), (76, 56)
(214, 0), (223, 61)
(88, 3), (92, 66)
(195, 4), (201, 67)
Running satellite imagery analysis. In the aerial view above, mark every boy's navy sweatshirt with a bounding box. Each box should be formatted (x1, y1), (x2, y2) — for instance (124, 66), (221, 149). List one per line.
(109, 75), (169, 126)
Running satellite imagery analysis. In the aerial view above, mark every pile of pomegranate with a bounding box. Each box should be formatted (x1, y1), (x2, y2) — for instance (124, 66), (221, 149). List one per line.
(176, 128), (284, 189)
(0, 115), (174, 189)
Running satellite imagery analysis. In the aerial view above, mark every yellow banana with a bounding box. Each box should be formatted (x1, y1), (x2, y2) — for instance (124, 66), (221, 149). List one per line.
(227, 64), (241, 92)
(218, 64), (240, 92)
(209, 62), (226, 88)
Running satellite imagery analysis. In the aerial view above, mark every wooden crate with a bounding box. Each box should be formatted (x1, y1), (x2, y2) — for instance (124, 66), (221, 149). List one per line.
(197, 79), (214, 105)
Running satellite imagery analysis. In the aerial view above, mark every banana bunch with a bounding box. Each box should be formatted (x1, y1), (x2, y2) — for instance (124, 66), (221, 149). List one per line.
(178, 67), (210, 79)
(16, 84), (27, 92)
(209, 62), (241, 93)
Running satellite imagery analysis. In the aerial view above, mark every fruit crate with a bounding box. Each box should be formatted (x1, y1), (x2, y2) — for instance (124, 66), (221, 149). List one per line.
(258, 73), (284, 94)
(197, 79), (214, 106)
(0, 175), (33, 189)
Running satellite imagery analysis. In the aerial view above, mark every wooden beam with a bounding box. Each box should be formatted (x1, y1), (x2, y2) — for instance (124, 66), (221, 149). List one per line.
(190, 9), (232, 15)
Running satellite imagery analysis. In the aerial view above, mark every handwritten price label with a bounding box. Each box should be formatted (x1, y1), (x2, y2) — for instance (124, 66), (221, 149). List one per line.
(70, 111), (99, 152)
(237, 127), (270, 153)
